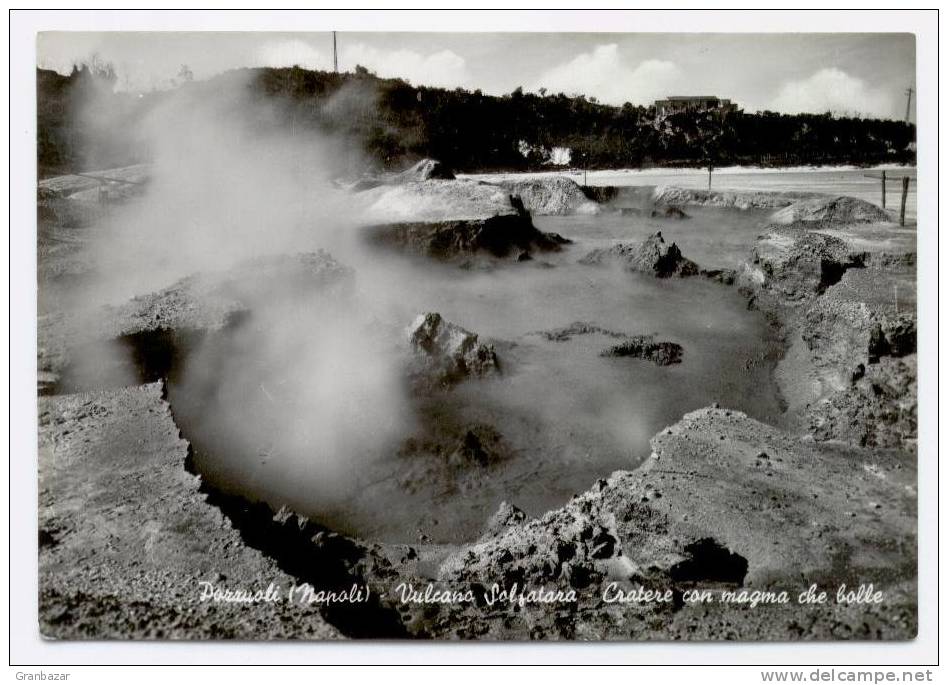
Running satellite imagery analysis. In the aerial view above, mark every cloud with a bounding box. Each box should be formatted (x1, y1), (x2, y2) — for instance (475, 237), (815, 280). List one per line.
(770, 68), (893, 118)
(255, 40), (329, 70)
(340, 43), (469, 88)
(533, 44), (685, 105)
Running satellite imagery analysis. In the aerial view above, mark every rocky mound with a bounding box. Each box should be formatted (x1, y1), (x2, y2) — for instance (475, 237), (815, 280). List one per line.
(365, 213), (569, 262)
(407, 312), (499, 387)
(360, 180), (518, 222)
(770, 196), (894, 225)
(358, 178), (574, 262)
(115, 252), (352, 338)
(743, 226), (866, 303)
(495, 176), (600, 215)
(794, 267), (917, 448)
(601, 336), (683, 366)
(433, 406), (915, 639)
(38, 251), (352, 394)
(739, 220), (917, 450)
(579, 232), (699, 277)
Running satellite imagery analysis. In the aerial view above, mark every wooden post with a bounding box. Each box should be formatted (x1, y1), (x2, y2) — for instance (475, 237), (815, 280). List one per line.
(881, 170), (886, 209)
(708, 160), (713, 191)
(900, 176), (909, 226)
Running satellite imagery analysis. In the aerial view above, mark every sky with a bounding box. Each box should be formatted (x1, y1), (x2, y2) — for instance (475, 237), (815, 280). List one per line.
(37, 32), (917, 120)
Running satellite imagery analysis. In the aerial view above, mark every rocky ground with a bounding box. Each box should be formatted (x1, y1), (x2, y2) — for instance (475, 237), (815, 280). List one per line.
(36, 169), (917, 640)
(39, 383), (344, 639)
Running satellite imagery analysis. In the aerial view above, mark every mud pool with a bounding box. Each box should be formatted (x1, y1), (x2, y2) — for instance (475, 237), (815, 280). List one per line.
(169, 203), (784, 545)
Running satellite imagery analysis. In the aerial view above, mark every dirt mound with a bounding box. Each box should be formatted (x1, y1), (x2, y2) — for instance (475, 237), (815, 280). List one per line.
(770, 196), (894, 225)
(496, 176), (600, 215)
(652, 185), (816, 210)
(407, 312), (499, 387)
(579, 231), (699, 277)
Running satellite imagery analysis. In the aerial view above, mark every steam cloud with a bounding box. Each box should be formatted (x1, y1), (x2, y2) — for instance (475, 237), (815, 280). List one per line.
(77, 73), (415, 508)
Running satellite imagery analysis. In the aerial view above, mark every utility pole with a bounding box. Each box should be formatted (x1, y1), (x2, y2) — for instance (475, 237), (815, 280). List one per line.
(904, 87), (913, 123)
(333, 31), (338, 72)
(900, 176), (909, 226)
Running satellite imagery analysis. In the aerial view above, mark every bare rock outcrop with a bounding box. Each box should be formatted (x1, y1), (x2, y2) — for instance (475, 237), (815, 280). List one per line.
(794, 267), (917, 448)
(361, 180), (570, 261)
(580, 231), (699, 278)
(739, 220), (917, 450)
(743, 226), (866, 304)
(407, 312), (499, 387)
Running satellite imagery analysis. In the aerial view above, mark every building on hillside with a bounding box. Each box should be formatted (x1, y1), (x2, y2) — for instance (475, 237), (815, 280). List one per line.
(653, 96), (739, 118)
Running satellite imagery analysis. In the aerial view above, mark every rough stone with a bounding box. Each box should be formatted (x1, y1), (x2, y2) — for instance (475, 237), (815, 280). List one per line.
(580, 232), (700, 278)
(407, 312), (499, 387)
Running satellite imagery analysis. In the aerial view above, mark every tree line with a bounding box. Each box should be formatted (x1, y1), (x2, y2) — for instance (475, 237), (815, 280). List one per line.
(37, 64), (916, 178)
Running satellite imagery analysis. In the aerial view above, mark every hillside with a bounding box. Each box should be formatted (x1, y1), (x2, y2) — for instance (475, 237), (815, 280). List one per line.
(37, 65), (917, 177)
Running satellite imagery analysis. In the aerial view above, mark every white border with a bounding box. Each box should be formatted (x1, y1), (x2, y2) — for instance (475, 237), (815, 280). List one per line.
(6, 8), (940, 667)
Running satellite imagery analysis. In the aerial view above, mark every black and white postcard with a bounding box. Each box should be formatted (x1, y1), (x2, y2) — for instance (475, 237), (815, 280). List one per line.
(9, 8), (941, 674)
